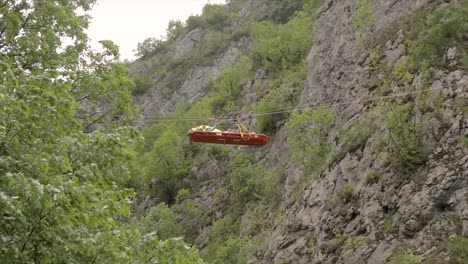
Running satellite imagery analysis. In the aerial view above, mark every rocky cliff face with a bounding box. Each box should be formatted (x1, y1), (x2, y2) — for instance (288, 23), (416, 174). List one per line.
(132, 0), (467, 263)
(265, 1), (467, 263)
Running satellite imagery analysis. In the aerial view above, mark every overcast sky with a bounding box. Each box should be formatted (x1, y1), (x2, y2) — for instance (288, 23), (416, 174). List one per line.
(87, 0), (226, 61)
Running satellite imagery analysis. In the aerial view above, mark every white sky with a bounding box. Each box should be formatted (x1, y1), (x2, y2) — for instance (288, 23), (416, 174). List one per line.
(87, 0), (226, 61)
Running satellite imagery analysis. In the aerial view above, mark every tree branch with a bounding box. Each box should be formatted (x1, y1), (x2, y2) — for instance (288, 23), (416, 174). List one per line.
(84, 109), (112, 132)
(77, 94), (90, 102)
(90, 245), (105, 264)
(20, 204), (56, 253)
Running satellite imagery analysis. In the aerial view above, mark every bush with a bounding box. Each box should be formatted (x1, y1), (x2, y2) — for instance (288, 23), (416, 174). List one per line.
(457, 136), (468, 146)
(171, 200), (202, 242)
(214, 187), (228, 203)
(212, 237), (248, 264)
(263, 0), (307, 23)
(394, 63), (413, 83)
(346, 235), (368, 251)
(134, 37), (169, 58)
(332, 120), (373, 162)
(180, 30), (232, 67)
(186, 15), (204, 32)
(326, 182), (356, 214)
(365, 169), (381, 185)
(353, 0), (375, 48)
(255, 65), (305, 133)
(286, 107), (334, 174)
(448, 236), (468, 264)
(212, 56), (252, 98)
(176, 188), (191, 202)
(172, 200), (201, 219)
(136, 100), (213, 197)
(255, 85), (295, 133)
(139, 203), (183, 240)
(163, 56), (193, 93)
(209, 93), (236, 116)
(385, 104), (427, 176)
(166, 20), (185, 41)
(339, 182), (355, 203)
(232, 27), (250, 41)
(203, 4), (231, 31)
(229, 152), (264, 203)
(204, 215), (240, 262)
(377, 2), (467, 71)
(408, 3), (468, 71)
(387, 249), (422, 264)
(262, 168), (283, 205)
(250, 12), (313, 71)
(140, 129), (191, 204)
(255, 98), (287, 133)
(377, 214), (398, 235)
(193, 31), (231, 65)
(132, 75), (152, 95)
(209, 56), (252, 115)
(185, 4), (231, 32)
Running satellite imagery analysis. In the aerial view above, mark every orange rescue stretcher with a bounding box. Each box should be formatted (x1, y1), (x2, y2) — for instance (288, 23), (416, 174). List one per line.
(188, 124), (269, 146)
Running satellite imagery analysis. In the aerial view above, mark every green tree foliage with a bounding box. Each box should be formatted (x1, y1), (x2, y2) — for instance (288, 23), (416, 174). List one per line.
(132, 237), (204, 264)
(0, 0), (91, 69)
(134, 37), (170, 58)
(0, 0), (137, 130)
(139, 203), (183, 239)
(255, 86), (292, 133)
(166, 20), (185, 41)
(286, 107), (334, 174)
(0, 1), (202, 262)
(140, 126), (191, 204)
(74, 48), (139, 131)
(137, 100), (213, 204)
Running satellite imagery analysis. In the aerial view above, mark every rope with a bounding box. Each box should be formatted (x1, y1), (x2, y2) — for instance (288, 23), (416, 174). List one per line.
(251, 86), (444, 117)
(237, 123), (252, 140)
(144, 84), (453, 123)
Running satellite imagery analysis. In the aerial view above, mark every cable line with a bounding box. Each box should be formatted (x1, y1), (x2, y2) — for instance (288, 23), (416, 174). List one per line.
(144, 84), (452, 124)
